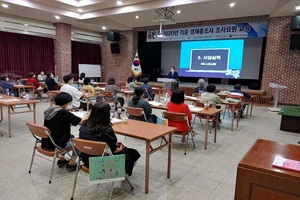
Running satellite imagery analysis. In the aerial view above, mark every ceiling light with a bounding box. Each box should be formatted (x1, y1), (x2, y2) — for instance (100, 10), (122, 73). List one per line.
(2, 4), (8, 8)
(296, 6), (300, 10)
(102, 26), (106, 30)
(135, 16), (139, 19)
(177, 10), (181, 14)
(229, 3), (235, 7)
(77, 8), (82, 12)
(55, 15), (60, 20)
(24, 24), (28, 26)
(117, 1), (123, 5)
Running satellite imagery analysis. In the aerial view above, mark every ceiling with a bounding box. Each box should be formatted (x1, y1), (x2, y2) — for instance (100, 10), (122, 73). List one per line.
(0, 0), (300, 33)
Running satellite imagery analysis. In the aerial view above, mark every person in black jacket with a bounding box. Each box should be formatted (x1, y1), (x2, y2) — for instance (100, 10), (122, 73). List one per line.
(45, 72), (58, 91)
(167, 66), (179, 80)
(79, 102), (140, 176)
(43, 92), (88, 171)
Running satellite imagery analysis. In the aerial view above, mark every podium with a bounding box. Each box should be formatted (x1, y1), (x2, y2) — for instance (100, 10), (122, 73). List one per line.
(268, 83), (287, 112)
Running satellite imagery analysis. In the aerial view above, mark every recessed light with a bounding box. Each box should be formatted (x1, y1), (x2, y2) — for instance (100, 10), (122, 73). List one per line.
(296, 6), (300, 10)
(135, 16), (139, 19)
(177, 10), (181, 14)
(102, 26), (106, 30)
(55, 15), (60, 20)
(229, 3), (235, 7)
(2, 4), (8, 8)
(117, 1), (123, 5)
(24, 24), (28, 26)
(77, 8), (82, 12)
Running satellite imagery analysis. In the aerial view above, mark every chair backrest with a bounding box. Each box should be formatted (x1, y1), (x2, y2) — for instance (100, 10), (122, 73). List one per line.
(163, 111), (187, 123)
(39, 82), (47, 89)
(71, 138), (108, 156)
(196, 102), (211, 108)
(192, 93), (200, 97)
(125, 106), (144, 117)
(26, 122), (50, 139)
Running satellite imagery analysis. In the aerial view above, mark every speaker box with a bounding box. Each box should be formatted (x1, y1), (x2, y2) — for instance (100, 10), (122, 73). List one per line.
(107, 32), (120, 41)
(290, 34), (300, 50)
(248, 82), (260, 90)
(110, 43), (120, 54)
(290, 16), (300, 31)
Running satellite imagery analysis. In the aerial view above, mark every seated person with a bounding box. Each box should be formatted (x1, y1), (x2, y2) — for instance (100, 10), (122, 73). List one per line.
(78, 72), (85, 83)
(194, 78), (207, 94)
(37, 70), (46, 82)
(167, 89), (192, 143)
(230, 84), (251, 118)
(60, 74), (85, 110)
(45, 72), (58, 91)
(126, 76), (138, 91)
(139, 77), (155, 100)
(79, 102), (140, 176)
(128, 87), (157, 123)
(163, 80), (178, 105)
(105, 77), (125, 109)
(0, 75), (17, 96)
(82, 77), (96, 94)
(42, 92), (89, 171)
(27, 72), (42, 98)
(200, 84), (224, 123)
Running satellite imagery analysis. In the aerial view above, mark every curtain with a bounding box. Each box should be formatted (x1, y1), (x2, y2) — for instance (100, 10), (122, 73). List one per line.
(0, 31), (54, 78)
(71, 41), (101, 79)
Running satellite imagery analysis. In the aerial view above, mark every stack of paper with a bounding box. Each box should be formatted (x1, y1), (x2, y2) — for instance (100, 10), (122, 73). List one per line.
(148, 101), (162, 106)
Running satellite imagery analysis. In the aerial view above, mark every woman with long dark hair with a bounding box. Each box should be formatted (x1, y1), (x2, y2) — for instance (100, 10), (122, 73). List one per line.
(79, 102), (140, 176)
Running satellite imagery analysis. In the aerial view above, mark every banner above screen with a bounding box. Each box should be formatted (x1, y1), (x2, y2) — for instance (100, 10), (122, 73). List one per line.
(146, 22), (268, 42)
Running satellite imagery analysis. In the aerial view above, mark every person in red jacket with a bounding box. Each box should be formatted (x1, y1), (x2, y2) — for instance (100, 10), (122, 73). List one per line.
(167, 89), (192, 143)
(27, 72), (42, 98)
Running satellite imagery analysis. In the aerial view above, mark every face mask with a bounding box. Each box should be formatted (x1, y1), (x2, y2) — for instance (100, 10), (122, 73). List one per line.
(171, 70), (174, 73)
(6, 78), (9, 81)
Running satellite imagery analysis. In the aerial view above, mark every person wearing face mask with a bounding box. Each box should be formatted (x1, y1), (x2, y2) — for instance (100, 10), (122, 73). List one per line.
(167, 66), (179, 80)
(37, 70), (47, 82)
(45, 72), (58, 91)
(0, 75), (17, 96)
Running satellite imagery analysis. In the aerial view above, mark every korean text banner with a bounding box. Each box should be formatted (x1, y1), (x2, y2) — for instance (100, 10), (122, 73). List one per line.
(146, 22), (268, 42)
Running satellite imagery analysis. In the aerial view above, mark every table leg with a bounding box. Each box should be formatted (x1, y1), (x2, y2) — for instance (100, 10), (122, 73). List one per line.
(33, 103), (36, 123)
(250, 102), (253, 116)
(245, 103), (249, 119)
(0, 105), (3, 121)
(231, 107), (234, 131)
(8, 105), (11, 138)
(214, 115), (218, 143)
(167, 133), (172, 178)
(204, 116), (209, 149)
(145, 141), (150, 194)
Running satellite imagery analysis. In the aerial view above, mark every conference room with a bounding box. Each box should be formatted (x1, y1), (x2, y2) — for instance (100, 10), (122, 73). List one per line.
(0, 0), (299, 199)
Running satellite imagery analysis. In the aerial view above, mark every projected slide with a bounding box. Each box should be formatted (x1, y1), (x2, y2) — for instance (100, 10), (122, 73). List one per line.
(179, 40), (244, 79)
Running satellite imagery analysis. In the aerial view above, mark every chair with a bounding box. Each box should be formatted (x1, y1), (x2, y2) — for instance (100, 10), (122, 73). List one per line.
(192, 102), (218, 133)
(39, 82), (48, 101)
(70, 138), (133, 200)
(102, 90), (117, 107)
(125, 106), (148, 122)
(26, 122), (73, 184)
(223, 95), (242, 119)
(48, 90), (60, 106)
(162, 111), (195, 155)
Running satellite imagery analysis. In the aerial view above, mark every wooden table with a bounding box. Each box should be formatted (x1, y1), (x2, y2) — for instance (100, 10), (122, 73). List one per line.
(82, 93), (105, 111)
(13, 85), (35, 98)
(0, 94), (38, 137)
(150, 103), (222, 149)
(90, 82), (107, 87)
(235, 139), (300, 200)
(113, 119), (176, 194)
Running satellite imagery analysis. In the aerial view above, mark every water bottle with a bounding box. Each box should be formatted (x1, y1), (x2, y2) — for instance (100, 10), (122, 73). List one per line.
(5, 89), (10, 96)
(110, 104), (115, 118)
(78, 84), (82, 91)
(21, 90), (26, 99)
(116, 107), (122, 119)
(24, 93), (29, 100)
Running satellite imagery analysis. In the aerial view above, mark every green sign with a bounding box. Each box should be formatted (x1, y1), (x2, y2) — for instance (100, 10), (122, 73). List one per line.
(89, 154), (125, 184)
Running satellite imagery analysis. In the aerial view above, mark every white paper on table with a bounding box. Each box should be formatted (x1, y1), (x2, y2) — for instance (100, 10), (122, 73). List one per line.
(148, 101), (162, 106)
(71, 111), (87, 118)
(111, 118), (122, 124)
(188, 105), (204, 112)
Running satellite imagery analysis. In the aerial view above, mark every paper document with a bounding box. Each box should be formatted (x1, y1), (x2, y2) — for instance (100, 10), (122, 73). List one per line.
(71, 111), (87, 118)
(111, 118), (122, 124)
(148, 101), (162, 106)
(188, 105), (204, 112)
